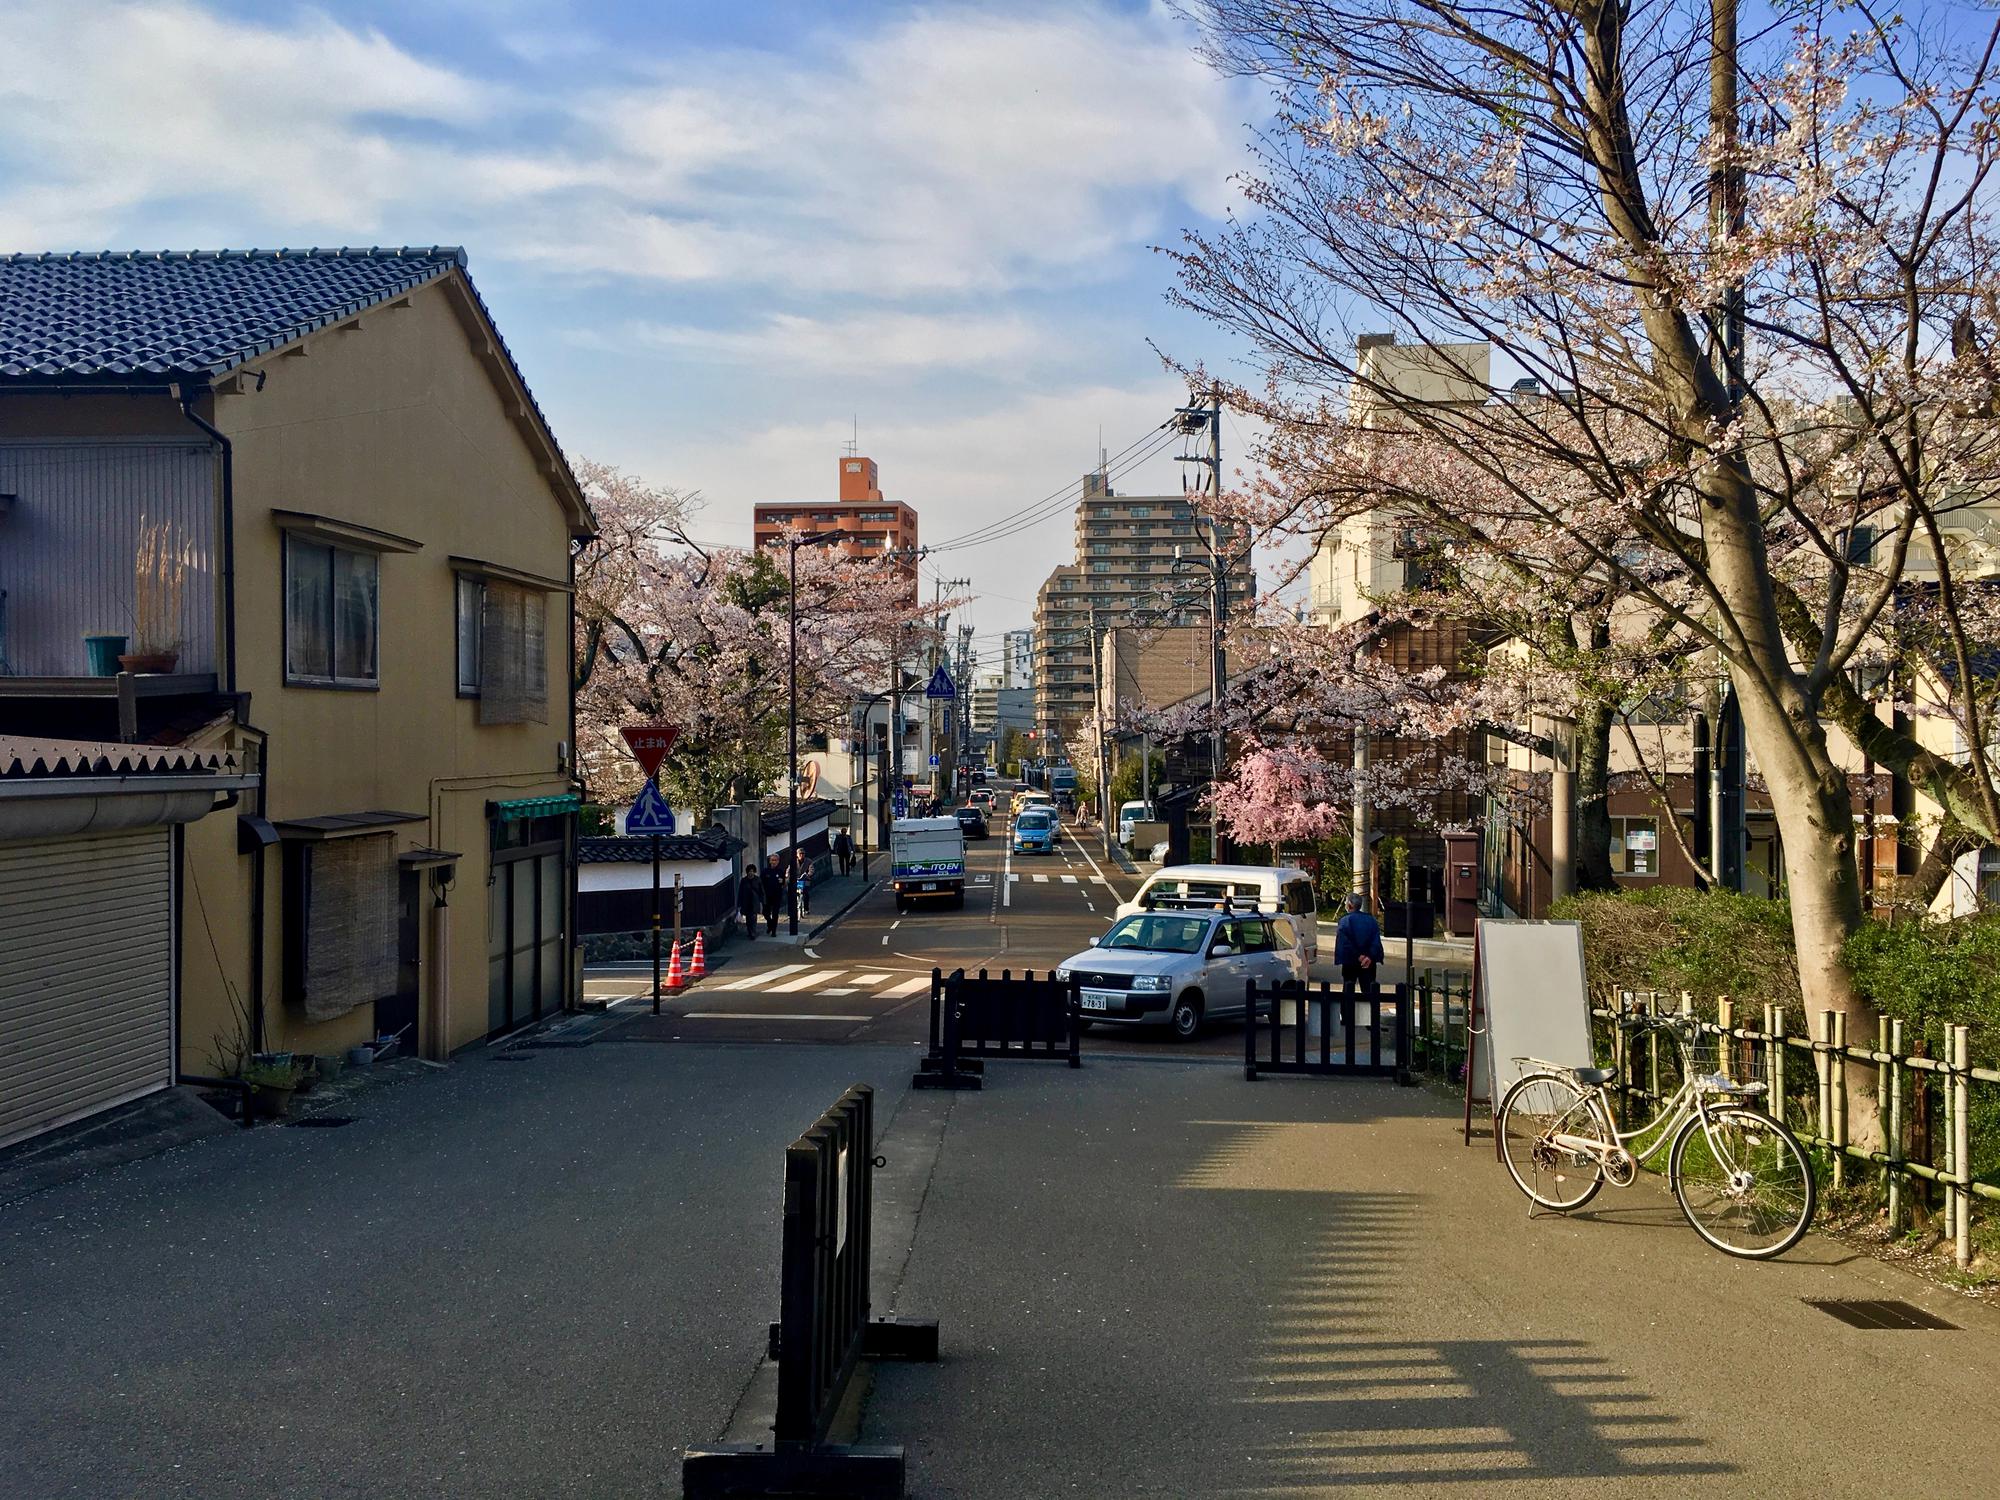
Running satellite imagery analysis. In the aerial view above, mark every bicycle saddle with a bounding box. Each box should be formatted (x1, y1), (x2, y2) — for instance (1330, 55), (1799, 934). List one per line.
(1570, 1067), (1616, 1086)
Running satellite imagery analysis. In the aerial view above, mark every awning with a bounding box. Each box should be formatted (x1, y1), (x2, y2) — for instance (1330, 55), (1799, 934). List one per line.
(273, 810), (425, 841)
(490, 793), (581, 823)
(450, 555), (571, 594)
(272, 509), (422, 555)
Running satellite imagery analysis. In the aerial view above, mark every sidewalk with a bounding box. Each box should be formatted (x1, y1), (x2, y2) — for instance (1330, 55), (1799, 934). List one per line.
(720, 864), (877, 951)
(862, 1060), (1998, 1497)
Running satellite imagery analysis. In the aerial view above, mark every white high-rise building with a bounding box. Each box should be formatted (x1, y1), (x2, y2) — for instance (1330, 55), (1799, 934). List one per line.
(1002, 629), (1035, 690)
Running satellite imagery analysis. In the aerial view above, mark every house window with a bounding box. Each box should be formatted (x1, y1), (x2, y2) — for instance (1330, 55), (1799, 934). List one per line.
(477, 582), (549, 726)
(1131, 506), (1152, 517)
(1609, 816), (1659, 877)
(285, 536), (378, 687)
(456, 574), (484, 696)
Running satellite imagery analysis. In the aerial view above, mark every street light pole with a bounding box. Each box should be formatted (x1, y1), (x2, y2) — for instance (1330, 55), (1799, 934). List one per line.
(787, 530), (846, 935)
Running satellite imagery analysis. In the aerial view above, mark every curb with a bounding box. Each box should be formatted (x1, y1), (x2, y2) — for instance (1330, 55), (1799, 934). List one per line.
(806, 879), (878, 940)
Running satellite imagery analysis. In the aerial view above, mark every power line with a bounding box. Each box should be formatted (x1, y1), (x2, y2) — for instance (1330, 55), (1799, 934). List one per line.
(924, 418), (1180, 553)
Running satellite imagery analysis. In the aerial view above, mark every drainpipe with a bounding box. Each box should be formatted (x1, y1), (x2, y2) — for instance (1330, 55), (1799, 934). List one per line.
(170, 382), (237, 696)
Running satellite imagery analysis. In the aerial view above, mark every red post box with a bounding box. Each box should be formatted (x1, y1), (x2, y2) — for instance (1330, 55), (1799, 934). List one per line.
(1442, 830), (1481, 937)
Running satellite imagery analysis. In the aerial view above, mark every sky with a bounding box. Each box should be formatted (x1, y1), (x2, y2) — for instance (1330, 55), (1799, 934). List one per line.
(0, 0), (1285, 657)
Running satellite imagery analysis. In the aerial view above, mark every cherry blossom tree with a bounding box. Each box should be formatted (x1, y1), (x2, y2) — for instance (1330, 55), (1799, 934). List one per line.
(1169, 0), (2000, 1029)
(572, 461), (938, 823)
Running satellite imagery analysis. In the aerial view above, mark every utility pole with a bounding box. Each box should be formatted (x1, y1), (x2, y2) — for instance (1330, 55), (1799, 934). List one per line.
(1707, 0), (1747, 890)
(1176, 385), (1227, 861)
(929, 576), (970, 804)
(1088, 606), (1111, 857)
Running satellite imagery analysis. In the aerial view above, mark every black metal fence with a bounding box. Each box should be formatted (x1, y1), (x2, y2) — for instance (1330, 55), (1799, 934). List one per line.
(915, 967), (1081, 1090)
(683, 1085), (937, 1498)
(1244, 979), (1414, 1083)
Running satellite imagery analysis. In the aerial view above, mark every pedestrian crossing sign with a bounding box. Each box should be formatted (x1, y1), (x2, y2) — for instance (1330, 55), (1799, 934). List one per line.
(625, 779), (677, 835)
(924, 665), (956, 700)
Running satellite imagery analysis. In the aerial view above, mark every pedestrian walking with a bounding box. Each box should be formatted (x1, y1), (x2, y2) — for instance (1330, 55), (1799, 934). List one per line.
(833, 828), (854, 876)
(1334, 893), (1384, 996)
(761, 855), (784, 936)
(737, 865), (762, 939)
(796, 861), (812, 918)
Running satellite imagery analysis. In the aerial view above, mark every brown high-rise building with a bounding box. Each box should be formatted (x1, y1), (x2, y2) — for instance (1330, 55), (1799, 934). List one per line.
(753, 455), (919, 576)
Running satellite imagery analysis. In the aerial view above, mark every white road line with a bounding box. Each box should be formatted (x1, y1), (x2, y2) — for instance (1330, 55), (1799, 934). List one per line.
(1002, 840), (1013, 907)
(880, 975), (931, 999)
(717, 964), (808, 991)
(1061, 874), (1079, 884)
(1033, 874), (1049, 883)
(853, 972), (892, 983)
(684, 1013), (852, 1022)
(821, 988), (860, 996)
(770, 969), (845, 993)
(881, 935), (889, 946)
(804, 947), (820, 959)
(891, 920), (902, 930)
(1070, 834), (1116, 894)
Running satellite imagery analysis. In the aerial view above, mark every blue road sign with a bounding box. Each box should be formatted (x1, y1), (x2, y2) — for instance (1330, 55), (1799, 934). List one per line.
(892, 791), (909, 817)
(626, 779), (677, 835)
(929, 752), (940, 767)
(924, 665), (956, 700)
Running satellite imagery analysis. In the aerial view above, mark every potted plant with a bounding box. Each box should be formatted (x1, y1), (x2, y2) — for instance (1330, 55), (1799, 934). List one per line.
(1378, 837), (1437, 938)
(118, 517), (184, 674)
(240, 1058), (305, 1119)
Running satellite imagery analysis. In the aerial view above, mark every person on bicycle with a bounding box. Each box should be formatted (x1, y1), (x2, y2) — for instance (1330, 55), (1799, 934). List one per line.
(1334, 892), (1384, 996)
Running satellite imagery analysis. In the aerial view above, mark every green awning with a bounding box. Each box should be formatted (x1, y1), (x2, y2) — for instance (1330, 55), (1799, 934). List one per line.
(490, 794), (581, 823)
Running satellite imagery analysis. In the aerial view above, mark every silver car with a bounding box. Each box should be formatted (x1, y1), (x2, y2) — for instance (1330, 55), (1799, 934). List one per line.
(1055, 910), (1307, 1042)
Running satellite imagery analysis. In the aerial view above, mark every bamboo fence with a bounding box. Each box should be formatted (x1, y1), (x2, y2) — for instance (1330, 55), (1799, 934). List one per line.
(1408, 971), (1996, 1270)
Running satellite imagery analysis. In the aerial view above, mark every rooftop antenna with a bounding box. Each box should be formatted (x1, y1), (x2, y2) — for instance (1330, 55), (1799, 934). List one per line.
(843, 415), (859, 458)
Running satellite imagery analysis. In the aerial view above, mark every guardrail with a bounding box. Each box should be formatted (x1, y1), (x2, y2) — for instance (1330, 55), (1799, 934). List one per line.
(682, 1085), (937, 1498)
(915, 967), (1081, 1090)
(1244, 979), (1413, 1082)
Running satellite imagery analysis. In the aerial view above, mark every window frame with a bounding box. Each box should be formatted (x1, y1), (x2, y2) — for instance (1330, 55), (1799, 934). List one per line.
(455, 573), (485, 698)
(283, 534), (380, 691)
(1609, 815), (1660, 878)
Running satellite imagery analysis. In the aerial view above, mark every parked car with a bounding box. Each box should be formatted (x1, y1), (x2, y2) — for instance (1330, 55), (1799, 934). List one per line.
(1012, 808), (1059, 853)
(954, 805), (990, 839)
(1118, 800), (1154, 844)
(1055, 910), (1308, 1041)
(1117, 864), (1321, 966)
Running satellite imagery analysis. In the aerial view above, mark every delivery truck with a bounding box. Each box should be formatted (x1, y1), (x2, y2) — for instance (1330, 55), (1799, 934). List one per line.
(890, 816), (967, 911)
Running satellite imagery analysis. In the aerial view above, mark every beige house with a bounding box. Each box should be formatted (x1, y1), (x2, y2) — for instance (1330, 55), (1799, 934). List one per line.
(0, 247), (594, 1105)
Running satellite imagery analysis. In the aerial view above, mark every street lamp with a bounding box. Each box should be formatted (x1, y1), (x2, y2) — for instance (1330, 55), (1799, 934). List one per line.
(787, 530), (849, 935)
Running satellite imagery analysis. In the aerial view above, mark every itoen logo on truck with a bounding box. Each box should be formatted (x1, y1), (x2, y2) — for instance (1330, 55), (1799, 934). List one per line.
(893, 857), (964, 879)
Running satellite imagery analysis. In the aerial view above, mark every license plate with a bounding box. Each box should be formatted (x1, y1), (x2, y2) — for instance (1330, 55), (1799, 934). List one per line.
(921, 882), (937, 891)
(1082, 993), (1109, 1011)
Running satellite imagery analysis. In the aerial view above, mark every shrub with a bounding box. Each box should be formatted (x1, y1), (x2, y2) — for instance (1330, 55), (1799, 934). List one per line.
(1844, 912), (2000, 1048)
(1549, 886), (1801, 1012)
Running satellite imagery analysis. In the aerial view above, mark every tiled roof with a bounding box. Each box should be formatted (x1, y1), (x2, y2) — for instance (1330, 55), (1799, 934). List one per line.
(759, 797), (838, 833)
(0, 247), (463, 380)
(578, 830), (743, 864)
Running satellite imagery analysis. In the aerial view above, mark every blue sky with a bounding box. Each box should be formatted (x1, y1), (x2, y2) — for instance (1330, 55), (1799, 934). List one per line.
(0, 0), (1276, 646)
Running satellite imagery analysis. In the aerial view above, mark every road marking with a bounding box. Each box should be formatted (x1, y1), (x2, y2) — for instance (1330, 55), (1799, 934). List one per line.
(684, 1013), (852, 1022)
(1061, 874), (1078, 884)
(717, 964), (808, 991)
(881, 975), (931, 999)
(881, 935), (890, 946)
(1033, 874), (1049, 883)
(805, 947), (820, 959)
(891, 920), (902, 930)
(853, 972), (892, 983)
(770, 969), (846, 992)
(821, 987), (860, 996)
(1003, 841), (1013, 907)
(1069, 833), (1116, 894)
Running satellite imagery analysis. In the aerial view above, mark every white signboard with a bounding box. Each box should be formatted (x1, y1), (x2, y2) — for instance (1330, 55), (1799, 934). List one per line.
(1473, 919), (1595, 1108)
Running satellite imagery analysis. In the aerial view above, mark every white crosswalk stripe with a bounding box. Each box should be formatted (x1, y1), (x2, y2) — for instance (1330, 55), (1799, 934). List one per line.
(717, 964), (808, 991)
(881, 975), (931, 999)
(770, 969), (844, 992)
(1033, 874), (1049, 883)
(1061, 875), (1078, 884)
(852, 972), (892, 984)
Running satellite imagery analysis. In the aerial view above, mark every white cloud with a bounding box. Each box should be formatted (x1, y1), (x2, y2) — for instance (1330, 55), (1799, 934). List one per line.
(619, 310), (1043, 374)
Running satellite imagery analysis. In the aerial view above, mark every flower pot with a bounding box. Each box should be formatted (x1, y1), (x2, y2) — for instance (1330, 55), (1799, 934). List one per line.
(249, 1082), (296, 1120)
(83, 634), (128, 676)
(117, 650), (178, 675)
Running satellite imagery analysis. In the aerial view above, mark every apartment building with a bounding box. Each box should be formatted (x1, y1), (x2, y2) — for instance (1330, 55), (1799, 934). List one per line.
(753, 453), (919, 579)
(1001, 629), (1034, 690)
(1032, 470), (1254, 753)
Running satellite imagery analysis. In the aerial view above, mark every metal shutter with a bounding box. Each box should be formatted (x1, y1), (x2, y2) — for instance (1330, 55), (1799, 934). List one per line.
(0, 828), (174, 1149)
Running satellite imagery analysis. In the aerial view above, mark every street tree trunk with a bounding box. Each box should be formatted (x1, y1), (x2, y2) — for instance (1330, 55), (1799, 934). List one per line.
(1573, 696), (1617, 892)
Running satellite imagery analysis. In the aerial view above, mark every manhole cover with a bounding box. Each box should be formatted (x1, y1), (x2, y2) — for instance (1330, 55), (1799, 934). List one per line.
(284, 1116), (357, 1129)
(1804, 1298), (1958, 1330)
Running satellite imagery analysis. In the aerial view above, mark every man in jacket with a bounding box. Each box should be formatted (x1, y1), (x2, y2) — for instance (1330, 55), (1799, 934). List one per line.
(761, 855), (785, 937)
(1334, 893), (1385, 996)
(737, 866), (762, 939)
(832, 829), (854, 876)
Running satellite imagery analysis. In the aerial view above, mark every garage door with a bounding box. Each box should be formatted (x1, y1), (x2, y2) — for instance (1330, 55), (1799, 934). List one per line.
(0, 828), (174, 1149)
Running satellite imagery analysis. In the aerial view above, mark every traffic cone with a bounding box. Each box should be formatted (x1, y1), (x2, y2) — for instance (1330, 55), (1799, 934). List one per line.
(664, 940), (686, 991)
(690, 929), (708, 980)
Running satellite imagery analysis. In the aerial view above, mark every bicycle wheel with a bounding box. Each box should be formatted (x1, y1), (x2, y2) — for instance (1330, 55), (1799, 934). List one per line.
(1669, 1105), (1816, 1259)
(1498, 1072), (1609, 1212)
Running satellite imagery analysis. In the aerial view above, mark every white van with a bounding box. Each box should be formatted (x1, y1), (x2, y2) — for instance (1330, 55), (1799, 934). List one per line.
(1117, 864), (1320, 965)
(1117, 800), (1154, 844)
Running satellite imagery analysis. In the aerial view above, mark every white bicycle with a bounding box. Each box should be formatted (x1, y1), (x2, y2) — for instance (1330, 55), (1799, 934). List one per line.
(1496, 1014), (1816, 1259)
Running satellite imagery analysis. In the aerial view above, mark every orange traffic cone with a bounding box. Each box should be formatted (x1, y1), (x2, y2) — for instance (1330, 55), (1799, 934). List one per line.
(690, 929), (708, 980)
(664, 939), (686, 991)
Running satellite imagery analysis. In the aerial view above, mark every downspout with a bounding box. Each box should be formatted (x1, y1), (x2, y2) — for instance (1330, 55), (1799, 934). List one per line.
(174, 380), (267, 1056)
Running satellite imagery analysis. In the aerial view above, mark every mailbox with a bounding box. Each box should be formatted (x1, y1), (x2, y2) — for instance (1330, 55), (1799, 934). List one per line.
(1442, 830), (1482, 937)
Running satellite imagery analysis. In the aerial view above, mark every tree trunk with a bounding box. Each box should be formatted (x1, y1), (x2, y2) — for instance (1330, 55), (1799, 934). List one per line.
(1573, 696), (1617, 892)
